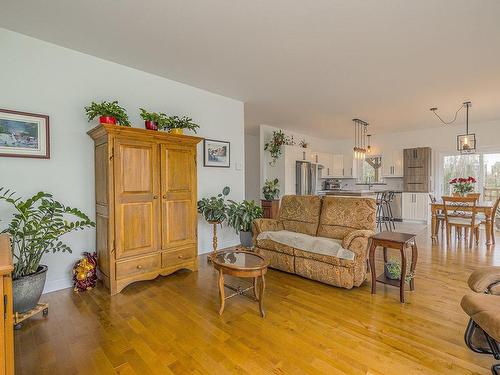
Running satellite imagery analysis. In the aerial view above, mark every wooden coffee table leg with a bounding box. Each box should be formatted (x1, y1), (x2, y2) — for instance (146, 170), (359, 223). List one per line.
(218, 269), (225, 315)
(258, 273), (266, 317)
(399, 246), (407, 303)
(253, 277), (260, 300)
(369, 241), (377, 294)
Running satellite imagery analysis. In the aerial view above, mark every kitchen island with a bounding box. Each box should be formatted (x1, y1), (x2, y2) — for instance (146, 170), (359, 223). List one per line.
(317, 190), (377, 197)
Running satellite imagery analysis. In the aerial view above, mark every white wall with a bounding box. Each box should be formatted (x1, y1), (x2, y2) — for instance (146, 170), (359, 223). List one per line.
(0, 29), (245, 293)
(244, 133), (260, 203)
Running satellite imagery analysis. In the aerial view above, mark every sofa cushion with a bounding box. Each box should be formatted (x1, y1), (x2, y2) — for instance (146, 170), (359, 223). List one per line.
(279, 195), (322, 236)
(256, 230), (355, 261)
(461, 293), (500, 341)
(317, 196), (376, 240)
(255, 237), (295, 255)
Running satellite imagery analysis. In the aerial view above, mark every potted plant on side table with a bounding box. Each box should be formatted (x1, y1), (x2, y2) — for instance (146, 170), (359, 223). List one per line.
(0, 188), (95, 314)
(226, 200), (263, 248)
(197, 187), (230, 257)
(261, 178), (280, 219)
(161, 115), (200, 135)
(84, 100), (130, 126)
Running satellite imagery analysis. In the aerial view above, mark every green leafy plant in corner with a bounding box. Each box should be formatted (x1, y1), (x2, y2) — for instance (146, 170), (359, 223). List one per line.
(384, 259), (414, 283)
(84, 100), (130, 126)
(264, 129), (295, 166)
(160, 115), (200, 133)
(226, 200), (263, 234)
(197, 186), (230, 223)
(0, 188), (95, 279)
(262, 178), (280, 200)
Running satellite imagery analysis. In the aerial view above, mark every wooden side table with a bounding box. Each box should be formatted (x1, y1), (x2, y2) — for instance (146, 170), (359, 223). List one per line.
(368, 231), (418, 303)
(210, 250), (269, 317)
(261, 199), (280, 219)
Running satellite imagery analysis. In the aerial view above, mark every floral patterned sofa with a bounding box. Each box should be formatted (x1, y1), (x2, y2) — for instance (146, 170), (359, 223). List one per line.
(252, 195), (376, 289)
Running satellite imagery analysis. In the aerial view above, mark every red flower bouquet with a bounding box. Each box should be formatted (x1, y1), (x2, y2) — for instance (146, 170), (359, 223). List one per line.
(449, 176), (476, 195)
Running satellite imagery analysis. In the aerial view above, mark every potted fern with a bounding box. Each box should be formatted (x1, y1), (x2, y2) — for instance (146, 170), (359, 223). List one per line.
(160, 115), (200, 135)
(84, 100), (130, 126)
(139, 108), (164, 130)
(0, 188), (95, 313)
(226, 200), (263, 248)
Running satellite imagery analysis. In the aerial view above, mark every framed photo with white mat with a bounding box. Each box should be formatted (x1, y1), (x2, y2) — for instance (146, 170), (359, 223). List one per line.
(204, 139), (230, 168)
(0, 108), (50, 159)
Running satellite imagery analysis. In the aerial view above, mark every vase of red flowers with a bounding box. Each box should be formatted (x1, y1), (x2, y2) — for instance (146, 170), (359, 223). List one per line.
(449, 176), (476, 196)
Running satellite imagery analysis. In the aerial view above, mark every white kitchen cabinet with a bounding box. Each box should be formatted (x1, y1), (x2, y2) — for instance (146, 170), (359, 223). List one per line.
(342, 153), (356, 178)
(383, 149), (404, 177)
(402, 192), (429, 222)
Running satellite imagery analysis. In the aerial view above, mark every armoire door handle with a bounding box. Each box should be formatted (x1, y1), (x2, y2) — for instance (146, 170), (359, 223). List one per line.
(153, 195), (158, 199)
(162, 195), (167, 199)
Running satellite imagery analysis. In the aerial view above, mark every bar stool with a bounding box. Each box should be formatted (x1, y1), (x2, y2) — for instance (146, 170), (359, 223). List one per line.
(383, 191), (396, 230)
(376, 192), (389, 232)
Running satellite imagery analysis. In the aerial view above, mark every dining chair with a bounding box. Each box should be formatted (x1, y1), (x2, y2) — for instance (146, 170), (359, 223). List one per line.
(467, 192), (481, 202)
(429, 193), (445, 231)
(442, 196), (479, 248)
(480, 196), (500, 245)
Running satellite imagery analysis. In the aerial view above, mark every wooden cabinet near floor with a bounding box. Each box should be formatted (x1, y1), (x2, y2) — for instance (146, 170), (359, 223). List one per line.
(88, 124), (202, 295)
(0, 234), (14, 375)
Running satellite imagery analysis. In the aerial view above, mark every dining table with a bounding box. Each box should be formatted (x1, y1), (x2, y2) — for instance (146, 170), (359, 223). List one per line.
(430, 200), (496, 245)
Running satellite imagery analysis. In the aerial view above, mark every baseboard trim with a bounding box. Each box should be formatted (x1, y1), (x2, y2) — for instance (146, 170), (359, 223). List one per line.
(43, 277), (72, 294)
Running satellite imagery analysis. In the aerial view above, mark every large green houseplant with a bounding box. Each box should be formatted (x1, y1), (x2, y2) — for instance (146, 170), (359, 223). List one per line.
(84, 100), (130, 126)
(226, 200), (263, 248)
(0, 188), (95, 313)
(197, 187), (230, 255)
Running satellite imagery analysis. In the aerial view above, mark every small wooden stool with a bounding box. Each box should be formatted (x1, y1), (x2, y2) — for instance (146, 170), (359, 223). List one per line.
(368, 231), (418, 303)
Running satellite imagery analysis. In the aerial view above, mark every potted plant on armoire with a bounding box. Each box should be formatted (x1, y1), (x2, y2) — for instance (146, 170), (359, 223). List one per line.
(261, 178), (280, 219)
(0, 188), (94, 314)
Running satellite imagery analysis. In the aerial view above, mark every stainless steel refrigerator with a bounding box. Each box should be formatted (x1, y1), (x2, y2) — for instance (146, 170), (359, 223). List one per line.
(296, 161), (319, 195)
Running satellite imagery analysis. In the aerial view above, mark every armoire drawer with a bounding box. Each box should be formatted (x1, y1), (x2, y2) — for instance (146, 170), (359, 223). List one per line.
(116, 254), (160, 280)
(162, 247), (195, 268)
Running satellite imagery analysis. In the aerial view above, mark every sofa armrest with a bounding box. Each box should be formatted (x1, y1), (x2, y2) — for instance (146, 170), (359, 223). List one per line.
(342, 230), (375, 258)
(468, 266), (500, 295)
(252, 218), (283, 235)
(252, 218), (283, 246)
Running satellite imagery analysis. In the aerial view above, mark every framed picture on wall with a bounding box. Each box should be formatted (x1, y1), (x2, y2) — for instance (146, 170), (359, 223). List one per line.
(204, 139), (230, 168)
(0, 109), (50, 159)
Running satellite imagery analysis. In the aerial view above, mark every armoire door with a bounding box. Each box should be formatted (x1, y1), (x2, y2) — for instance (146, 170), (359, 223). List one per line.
(114, 139), (160, 259)
(160, 144), (197, 250)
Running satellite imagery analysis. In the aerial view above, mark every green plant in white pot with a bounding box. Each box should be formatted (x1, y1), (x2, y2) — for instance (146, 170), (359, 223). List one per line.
(0, 188), (95, 313)
(226, 200), (263, 248)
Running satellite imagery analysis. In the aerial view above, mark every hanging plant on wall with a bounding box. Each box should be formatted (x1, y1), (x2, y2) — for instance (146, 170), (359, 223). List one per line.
(264, 129), (295, 166)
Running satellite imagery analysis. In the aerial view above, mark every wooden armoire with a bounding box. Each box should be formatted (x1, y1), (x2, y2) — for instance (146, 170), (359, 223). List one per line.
(88, 124), (202, 295)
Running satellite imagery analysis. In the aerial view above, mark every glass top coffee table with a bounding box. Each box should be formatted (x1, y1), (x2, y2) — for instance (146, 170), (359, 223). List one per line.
(210, 250), (269, 317)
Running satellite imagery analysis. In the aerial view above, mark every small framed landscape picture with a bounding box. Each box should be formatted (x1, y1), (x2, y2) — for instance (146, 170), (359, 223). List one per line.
(0, 109), (50, 159)
(204, 139), (230, 168)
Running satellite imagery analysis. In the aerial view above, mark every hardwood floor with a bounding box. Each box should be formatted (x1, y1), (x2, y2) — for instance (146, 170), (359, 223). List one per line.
(15, 227), (500, 375)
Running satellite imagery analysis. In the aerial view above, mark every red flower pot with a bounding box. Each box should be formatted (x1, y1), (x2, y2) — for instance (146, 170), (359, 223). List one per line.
(144, 120), (158, 130)
(99, 116), (116, 125)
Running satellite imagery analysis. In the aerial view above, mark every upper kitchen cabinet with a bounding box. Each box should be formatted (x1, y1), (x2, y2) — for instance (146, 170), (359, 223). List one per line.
(342, 153), (356, 178)
(382, 149), (403, 177)
(403, 147), (432, 192)
(317, 153), (344, 178)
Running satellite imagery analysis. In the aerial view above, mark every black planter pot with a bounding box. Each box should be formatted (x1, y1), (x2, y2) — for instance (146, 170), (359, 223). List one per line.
(13, 265), (47, 313)
(384, 263), (400, 280)
(239, 231), (253, 248)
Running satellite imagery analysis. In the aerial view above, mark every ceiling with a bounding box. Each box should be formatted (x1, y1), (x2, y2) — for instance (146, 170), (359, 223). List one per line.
(1, 0), (500, 138)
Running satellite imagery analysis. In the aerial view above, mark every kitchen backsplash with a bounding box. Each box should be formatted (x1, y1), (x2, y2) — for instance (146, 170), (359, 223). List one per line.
(337, 177), (404, 191)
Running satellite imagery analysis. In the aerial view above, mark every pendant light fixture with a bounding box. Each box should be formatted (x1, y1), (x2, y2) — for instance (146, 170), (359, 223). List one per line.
(352, 118), (369, 160)
(430, 101), (476, 154)
(367, 134), (372, 154)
